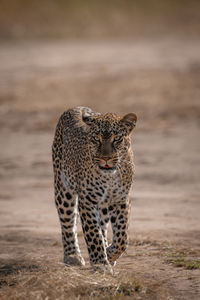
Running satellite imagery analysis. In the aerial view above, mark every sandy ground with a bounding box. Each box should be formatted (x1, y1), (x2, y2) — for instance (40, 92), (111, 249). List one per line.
(0, 38), (200, 299)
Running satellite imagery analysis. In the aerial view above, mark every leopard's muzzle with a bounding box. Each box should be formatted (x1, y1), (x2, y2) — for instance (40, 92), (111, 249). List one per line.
(94, 156), (118, 171)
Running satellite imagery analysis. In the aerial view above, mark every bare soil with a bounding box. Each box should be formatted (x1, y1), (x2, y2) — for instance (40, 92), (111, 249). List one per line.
(0, 38), (200, 299)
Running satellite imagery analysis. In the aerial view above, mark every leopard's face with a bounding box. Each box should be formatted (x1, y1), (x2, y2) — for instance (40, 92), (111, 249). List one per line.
(83, 113), (137, 171)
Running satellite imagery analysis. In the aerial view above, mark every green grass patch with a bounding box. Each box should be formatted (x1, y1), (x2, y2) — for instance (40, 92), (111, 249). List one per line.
(166, 258), (200, 270)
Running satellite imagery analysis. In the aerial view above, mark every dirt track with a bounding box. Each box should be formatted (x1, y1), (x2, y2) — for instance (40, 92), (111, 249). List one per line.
(0, 38), (200, 299)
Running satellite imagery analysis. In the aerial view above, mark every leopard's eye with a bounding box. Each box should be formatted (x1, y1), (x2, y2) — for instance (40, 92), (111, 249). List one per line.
(114, 136), (122, 142)
(92, 136), (101, 144)
(113, 136), (123, 146)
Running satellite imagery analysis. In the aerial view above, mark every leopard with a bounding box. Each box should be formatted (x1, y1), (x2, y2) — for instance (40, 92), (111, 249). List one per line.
(52, 106), (137, 268)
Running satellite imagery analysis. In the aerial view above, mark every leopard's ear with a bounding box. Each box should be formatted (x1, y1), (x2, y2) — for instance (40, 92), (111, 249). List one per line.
(120, 113), (137, 133)
(82, 115), (95, 126)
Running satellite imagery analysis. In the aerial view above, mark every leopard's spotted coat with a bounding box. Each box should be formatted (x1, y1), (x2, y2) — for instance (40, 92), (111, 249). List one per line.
(52, 107), (137, 267)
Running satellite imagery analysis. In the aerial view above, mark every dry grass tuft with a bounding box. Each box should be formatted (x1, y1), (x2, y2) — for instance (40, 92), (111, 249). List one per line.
(0, 262), (143, 300)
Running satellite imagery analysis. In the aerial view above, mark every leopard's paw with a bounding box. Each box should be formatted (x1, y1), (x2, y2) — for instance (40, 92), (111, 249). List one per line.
(64, 254), (85, 266)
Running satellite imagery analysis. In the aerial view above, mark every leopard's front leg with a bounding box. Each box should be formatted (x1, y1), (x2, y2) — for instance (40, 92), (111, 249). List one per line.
(99, 203), (110, 248)
(79, 199), (110, 266)
(55, 187), (85, 266)
(106, 198), (131, 264)
(52, 126), (85, 266)
(53, 161), (85, 265)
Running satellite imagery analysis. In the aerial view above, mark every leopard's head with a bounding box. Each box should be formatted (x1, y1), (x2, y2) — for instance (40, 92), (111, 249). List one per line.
(82, 112), (137, 171)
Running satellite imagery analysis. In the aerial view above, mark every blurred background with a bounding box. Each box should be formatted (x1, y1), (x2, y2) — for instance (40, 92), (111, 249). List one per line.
(0, 1), (200, 299)
(0, 0), (200, 131)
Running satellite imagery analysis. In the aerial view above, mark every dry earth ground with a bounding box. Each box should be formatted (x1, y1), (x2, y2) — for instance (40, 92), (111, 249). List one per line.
(0, 38), (200, 299)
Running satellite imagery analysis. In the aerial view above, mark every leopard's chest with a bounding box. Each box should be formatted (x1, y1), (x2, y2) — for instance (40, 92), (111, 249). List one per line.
(79, 168), (129, 205)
